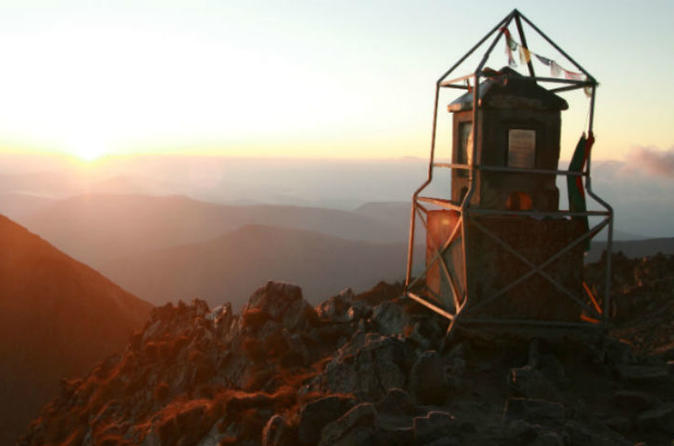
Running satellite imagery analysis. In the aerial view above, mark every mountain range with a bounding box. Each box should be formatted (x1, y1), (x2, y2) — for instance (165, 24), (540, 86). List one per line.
(101, 224), (414, 308)
(19, 194), (409, 268)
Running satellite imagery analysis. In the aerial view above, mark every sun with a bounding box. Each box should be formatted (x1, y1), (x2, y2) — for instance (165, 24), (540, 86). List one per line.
(69, 138), (108, 162)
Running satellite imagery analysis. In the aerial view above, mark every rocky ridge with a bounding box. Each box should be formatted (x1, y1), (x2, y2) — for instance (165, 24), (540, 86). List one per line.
(21, 255), (674, 446)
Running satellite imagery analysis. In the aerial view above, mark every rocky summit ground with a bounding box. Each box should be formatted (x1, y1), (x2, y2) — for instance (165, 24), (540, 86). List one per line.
(21, 254), (674, 446)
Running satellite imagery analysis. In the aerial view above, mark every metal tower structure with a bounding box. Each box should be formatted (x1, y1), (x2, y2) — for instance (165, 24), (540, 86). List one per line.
(403, 9), (613, 333)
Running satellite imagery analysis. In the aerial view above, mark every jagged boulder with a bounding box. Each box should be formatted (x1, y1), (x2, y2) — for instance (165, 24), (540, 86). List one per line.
(315, 333), (409, 400)
(316, 288), (356, 322)
(243, 281), (318, 332)
(371, 300), (412, 335)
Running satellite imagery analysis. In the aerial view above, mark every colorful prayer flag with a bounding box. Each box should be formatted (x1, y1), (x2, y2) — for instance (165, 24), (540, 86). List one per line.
(500, 27), (518, 67)
(584, 85), (593, 98)
(550, 60), (561, 77)
(519, 46), (531, 64)
(564, 70), (584, 80)
(536, 54), (552, 66)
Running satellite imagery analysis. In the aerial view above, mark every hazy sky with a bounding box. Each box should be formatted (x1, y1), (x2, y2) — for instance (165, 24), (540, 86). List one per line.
(0, 0), (671, 160)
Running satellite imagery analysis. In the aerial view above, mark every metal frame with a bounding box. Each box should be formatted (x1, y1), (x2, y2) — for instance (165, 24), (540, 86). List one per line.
(403, 9), (613, 332)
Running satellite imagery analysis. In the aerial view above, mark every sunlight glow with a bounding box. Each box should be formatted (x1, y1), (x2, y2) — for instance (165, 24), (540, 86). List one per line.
(69, 136), (107, 162)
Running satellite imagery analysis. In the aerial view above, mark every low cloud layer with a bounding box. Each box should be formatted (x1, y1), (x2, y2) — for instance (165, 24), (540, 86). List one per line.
(625, 146), (674, 179)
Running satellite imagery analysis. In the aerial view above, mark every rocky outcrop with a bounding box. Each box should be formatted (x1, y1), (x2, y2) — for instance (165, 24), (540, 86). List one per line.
(21, 256), (674, 446)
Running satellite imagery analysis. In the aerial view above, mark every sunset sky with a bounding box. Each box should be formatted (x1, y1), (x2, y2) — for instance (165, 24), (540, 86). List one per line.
(0, 0), (671, 161)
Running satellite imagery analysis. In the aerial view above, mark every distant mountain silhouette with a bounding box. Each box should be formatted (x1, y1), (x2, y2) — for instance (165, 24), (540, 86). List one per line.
(22, 194), (406, 267)
(0, 215), (152, 444)
(101, 224), (416, 308)
(0, 191), (55, 221)
(588, 237), (674, 262)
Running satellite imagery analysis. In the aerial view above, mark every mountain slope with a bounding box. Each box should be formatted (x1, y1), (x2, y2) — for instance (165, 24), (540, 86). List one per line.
(22, 194), (406, 268)
(101, 224), (413, 308)
(0, 215), (153, 444)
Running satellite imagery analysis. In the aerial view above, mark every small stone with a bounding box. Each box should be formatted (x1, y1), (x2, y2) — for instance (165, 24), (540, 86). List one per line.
(612, 390), (656, 411)
(504, 398), (565, 421)
(375, 388), (416, 416)
(413, 410), (458, 444)
(262, 415), (292, 446)
(616, 365), (669, 384)
(636, 403), (674, 434)
(298, 395), (356, 445)
(371, 425), (414, 446)
(409, 350), (450, 405)
(316, 289), (355, 322)
(423, 438), (460, 446)
(508, 365), (561, 401)
(372, 301), (411, 335)
(503, 419), (537, 444)
(531, 431), (564, 446)
(332, 426), (373, 446)
(318, 403), (377, 446)
(604, 416), (631, 433)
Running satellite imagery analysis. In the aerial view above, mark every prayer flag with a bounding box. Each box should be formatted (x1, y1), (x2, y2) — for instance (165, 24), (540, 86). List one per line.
(584, 85), (593, 98)
(519, 46), (531, 64)
(564, 70), (584, 80)
(550, 60), (561, 77)
(536, 54), (552, 66)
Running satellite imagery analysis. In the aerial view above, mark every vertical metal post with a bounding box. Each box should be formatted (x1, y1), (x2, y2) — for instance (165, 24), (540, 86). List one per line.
(514, 12), (536, 78)
(405, 84), (441, 289)
(586, 86), (612, 327)
(455, 13), (513, 316)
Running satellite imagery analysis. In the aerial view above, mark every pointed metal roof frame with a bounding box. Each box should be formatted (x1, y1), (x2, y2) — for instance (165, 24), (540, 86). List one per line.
(436, 9), (597, 89)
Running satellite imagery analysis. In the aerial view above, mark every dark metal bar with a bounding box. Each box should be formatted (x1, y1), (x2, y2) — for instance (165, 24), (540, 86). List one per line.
(527, 76), (592, 85)
(550, 84), (593, 94)
(433, 162), (470, 170)
(415, 206), (427, 228)
(466, 208), (610, 217)
(478, 165), (587, 176)
(405, 84), (441, 289)
(406, 215), (463, 292)
(459, 317), (598, 328)
(582, 85), (613, 328)
(407, 292), (456, 320)
(514, 12), (536, 78)
(434, 249), (461, 310)
(416, 202), (429, 214)
(417, 196), (462, 211)
(437, 10), (515, 83)
(439, 73), (475, 87)
(441, 84), (470, 90)
(518, 11), (595, 82)
(476, 14), (514, 73)
(426, 227), (462, 311)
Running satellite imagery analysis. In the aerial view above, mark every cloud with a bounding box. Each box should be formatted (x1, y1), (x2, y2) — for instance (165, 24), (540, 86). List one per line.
(625, 146), (674, 179)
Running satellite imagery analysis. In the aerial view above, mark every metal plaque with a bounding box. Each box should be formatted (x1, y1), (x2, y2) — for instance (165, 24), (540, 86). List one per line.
(508, 129), (536, 168)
